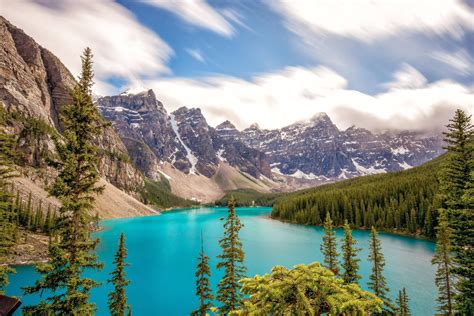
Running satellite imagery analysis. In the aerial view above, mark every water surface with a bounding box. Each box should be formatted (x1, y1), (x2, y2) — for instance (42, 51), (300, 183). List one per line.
(7, 207), (436, 315)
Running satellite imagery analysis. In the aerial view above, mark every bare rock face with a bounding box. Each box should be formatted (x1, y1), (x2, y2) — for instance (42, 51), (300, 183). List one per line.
(97, 91), (273, 180)
(97, 89), (189, 179)
(0, 16), (144, 192)
(212, 120), (272, 179)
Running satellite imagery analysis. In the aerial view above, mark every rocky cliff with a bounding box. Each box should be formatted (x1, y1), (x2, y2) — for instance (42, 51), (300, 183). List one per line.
(0, 17), (147, 212)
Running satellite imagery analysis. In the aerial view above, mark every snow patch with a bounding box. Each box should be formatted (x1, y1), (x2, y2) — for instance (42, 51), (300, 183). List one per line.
(398, 161), (412, 170)
(169, 113), (199, 175)
(352, 159), (387, 175)
(391, 146), (410, 155)
(216, 147), (227, 162)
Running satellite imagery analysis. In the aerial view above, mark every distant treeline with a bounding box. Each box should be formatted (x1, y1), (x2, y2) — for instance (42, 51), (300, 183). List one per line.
(214, 188), (284, 207)
(140, 176), (195, 209)
(271, 155), (445, 238)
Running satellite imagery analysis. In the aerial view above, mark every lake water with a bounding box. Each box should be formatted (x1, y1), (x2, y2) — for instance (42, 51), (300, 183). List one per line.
(7, 207), (436, 315)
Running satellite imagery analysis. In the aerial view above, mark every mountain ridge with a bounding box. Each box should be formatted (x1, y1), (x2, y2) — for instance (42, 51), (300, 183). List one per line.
(97, 88), (444, 195)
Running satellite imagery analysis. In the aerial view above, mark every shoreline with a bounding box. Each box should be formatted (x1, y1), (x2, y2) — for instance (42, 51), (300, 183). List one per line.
(269, 215), (435, 242)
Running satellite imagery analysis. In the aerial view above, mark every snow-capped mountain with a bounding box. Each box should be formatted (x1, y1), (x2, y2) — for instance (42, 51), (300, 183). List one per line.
(96, 91), (270, 181)
(97, 90), (444, 189)
(240, 113), (444, 180)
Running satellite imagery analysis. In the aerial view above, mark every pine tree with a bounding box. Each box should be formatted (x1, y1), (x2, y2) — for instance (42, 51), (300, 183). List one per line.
(0, 105), (17, 294)
(440, 109), (473, 313)
(341, 220), (361, 284)
(23, 48), (105, 315)
(44, 204), (52, 234)
(192, 232), (213, 316)
(108, 233), (131, 316)
(320, 212), (339, 274)
(431, 210), (455, 315)
(216, 198), (246, 314)
(368, 226), (393, 314)
(395, 288), (411, 316)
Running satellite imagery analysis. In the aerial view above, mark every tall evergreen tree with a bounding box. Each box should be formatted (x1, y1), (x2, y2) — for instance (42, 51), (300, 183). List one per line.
(431, 210), (455, 315)
(108, 233), (131, 316)
(395, 288), (411, 316)
(192, 232), (213, 316)
(320, 212), (339, 274)
(341, 220), (361, 284)
(23, 48), (105, 315)
(216, 198), (246, 314)
(440, 109), (473, 313)
(368, 226), (393, 314)
(0, 105), (17, 294)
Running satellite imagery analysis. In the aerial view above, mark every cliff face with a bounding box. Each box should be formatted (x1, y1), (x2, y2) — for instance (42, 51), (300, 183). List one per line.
(0, 16), (144, 194)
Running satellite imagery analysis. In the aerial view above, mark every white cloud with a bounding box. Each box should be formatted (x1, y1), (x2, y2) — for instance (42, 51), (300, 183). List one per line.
(268, 0), (474, 42)
(141, 0), (234, 37)
(431, 49), (474, 75)
(1, 0), (173, 95)
(185, 48), (206, 63)
(384, 64), (427, 89)
(138, 66), (473, 133)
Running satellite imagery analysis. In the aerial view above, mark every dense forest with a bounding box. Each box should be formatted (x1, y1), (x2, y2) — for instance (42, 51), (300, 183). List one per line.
(140, 176), (194, 209)
(214, 188), (283, 207)
(272, 155), (445, 238)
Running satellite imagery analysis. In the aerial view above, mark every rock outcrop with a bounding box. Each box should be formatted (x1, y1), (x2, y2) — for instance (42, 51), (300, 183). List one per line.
(0, 17), (146, 205)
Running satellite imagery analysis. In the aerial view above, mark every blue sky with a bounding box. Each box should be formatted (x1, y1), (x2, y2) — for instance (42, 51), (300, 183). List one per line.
(1, 0), (473, 131)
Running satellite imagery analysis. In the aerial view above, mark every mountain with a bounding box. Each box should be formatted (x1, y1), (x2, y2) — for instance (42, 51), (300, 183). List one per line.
(97, 90), (271, 184)
(0, 17), (157, 217)
(240, 113), (443, 180)
(97, 88), (444, 198)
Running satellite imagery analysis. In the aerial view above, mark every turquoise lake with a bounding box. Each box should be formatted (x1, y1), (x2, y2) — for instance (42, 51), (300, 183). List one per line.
(7, 207), (436, 315)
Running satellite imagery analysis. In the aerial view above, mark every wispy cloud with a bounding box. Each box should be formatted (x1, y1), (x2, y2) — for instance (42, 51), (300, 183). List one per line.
(384, 64), (427, 90)
(140, 66), (473, 132)
(1, 0), (173, 95)
(185, 48), (206, 63)
(431, 49), (473, 75)
(268, 0), (474, 42)
(140, 0), (234, 37)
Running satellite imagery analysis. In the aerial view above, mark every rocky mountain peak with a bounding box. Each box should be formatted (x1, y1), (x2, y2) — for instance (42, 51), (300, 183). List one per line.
(249, 123), (260, 130)
(216, 120), (237, 130)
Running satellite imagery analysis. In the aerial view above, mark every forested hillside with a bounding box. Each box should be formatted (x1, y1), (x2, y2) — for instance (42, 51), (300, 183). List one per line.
(272, 155), (446, 238)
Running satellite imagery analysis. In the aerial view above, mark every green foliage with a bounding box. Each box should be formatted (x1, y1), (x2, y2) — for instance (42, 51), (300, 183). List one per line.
(216, 198), (247, 313)
(140, 177), (194, 209)
(23, 48), (105, 315)
(439, 108), (473, 314)
(108, 233), (131, 316)
(272, 155), (445, 238)
(192, 233), (213, 316)
(0, 106), (17, 294)
(237, 262), (383, 315)
(341, 220), (361, 284)
(395, 288), (411, 316)
(368, 227), (393, 314)
(320, 212), (340, 274)
(432, 210), (455, 315)
(215, 189), (284, 207)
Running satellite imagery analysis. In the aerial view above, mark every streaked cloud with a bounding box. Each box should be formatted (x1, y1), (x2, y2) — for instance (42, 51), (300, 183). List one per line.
(141, 0), (234, 37)
(268, 0), (474, 42)
(1, 0), (173, 94)
(431, 49), (473, 75)
(185, 48), (206, 63)
(140, 66), (473, 132)
(384, 64), (427, 90)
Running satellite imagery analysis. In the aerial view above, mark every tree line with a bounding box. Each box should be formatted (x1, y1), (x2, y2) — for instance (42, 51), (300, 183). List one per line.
(272, 156), (443, 238)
